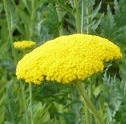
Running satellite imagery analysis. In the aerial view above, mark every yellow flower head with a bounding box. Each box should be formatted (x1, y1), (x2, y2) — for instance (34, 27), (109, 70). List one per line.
(13, 41), (36, 50)
(16, 34), (122, 84)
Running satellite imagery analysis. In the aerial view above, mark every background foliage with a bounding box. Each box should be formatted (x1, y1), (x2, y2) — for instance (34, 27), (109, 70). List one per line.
(0, 0), (126, 124)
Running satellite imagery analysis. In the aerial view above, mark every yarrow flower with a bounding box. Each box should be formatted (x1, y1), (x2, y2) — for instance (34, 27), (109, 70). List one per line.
(16, 34), (122, 84)
(13, 40), (36, 50)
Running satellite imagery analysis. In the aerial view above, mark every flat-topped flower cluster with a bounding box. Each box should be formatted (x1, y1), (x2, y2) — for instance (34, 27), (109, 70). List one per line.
(16, 34), (122, 84)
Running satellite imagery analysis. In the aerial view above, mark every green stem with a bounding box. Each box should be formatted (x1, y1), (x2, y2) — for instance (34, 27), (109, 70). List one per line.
(74, 0), (81, 33)
(74, 82), (103, 124)
(85, 106), (90, 124)
(55, 4), (64, 36)
(88, 81), (94, 124)
(29, 83), (33, 124)
(28, 1), (34, 123)
(83, 82), (93, 124)
(86, 0), (89, 34)
(29, 0), (35, 40)
(20, 82), (29, 124)
(81, 0), (84, 34)
(3, 0), (16, 63)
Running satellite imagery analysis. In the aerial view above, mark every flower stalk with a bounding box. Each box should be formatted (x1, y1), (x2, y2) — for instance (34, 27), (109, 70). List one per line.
(55, 4), (64, 36)
(73, 0), (81, 33)
(74, 81), (103, 124)
(28, 1), (35, 123)
(3, 0), (16, 62)
(81, 0), (84, 33)
(29, 0), (35, 40)
(29, 83), (33, 124)
(86, 0), (89, 34)
(20, 82), (29, 124)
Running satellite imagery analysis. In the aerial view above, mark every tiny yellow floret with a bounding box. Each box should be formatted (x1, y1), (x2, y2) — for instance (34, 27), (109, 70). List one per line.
(13, 41), (36, 49)
(16, 34), (122, 84)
